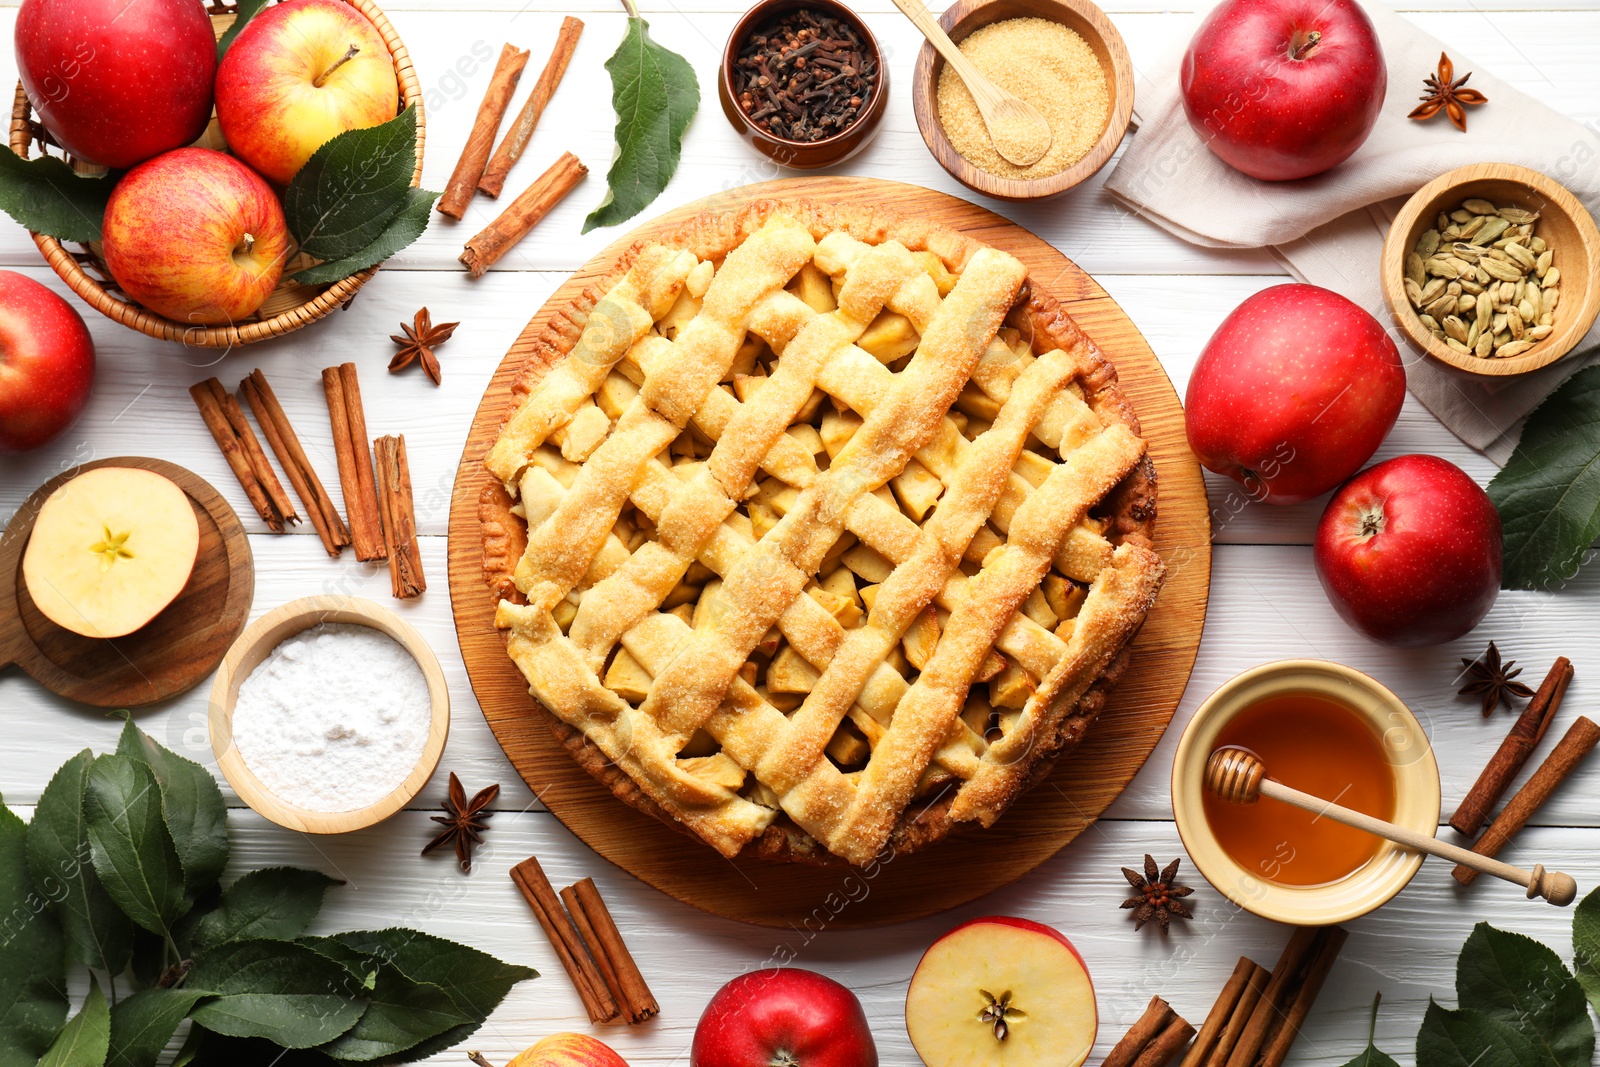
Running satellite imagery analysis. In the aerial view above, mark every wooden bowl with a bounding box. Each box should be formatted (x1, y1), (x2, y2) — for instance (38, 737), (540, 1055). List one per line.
(910, 0), (1133, 201)
(209, 595), (449, 834)
(718, 0), (888, 169)
(8, 0), (424, 349)
(1382, 163), (1600, 377)
(1171, 660), (1440, 926)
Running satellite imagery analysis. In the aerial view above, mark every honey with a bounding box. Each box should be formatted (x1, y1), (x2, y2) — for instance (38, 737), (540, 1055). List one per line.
(1201, 692), (1397, 887)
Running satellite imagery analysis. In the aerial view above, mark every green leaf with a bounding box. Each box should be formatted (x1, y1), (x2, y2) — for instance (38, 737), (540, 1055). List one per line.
(0, 149), (114, 243)
(1456, 922), (1593, 1067)
(291, 187), (438, 285)
(83, 755), (185, 938)
(39, 975), (109, 1067)
(1574, 885), (1600, 1015)
(107, 989), (206, 1067)
(326, 930), (535, 1060)
(0, 795), (69, 1067)
(217, 0), (269, 58)
(173, 1028), (343, 1066)
(582, 13), (698, 233)
(26, 751), (136, 974)
(301, 938), (476, 1062)
(116, 720), (228, 898)
(1340, 993), (1401, 1067)
(1416, 1000), (1540, 1067)
(187, 939), (365, 1048)
(283, 105), (420, 260)
(191, 868), (342, 952)
(1488, 364), (1600, 589)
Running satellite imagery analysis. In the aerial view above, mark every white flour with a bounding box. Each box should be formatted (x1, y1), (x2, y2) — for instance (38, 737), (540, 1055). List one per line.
(232, 623), (431, 813)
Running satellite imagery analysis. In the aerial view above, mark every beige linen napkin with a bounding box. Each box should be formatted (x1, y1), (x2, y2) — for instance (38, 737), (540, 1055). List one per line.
(1104, 0), (1600, 462)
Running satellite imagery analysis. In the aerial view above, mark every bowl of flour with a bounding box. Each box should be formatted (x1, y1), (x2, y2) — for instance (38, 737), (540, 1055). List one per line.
(209, 595), (449, 833)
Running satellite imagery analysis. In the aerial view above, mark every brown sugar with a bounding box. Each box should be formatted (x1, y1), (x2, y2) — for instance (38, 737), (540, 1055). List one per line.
(936, 17), (1109, 180)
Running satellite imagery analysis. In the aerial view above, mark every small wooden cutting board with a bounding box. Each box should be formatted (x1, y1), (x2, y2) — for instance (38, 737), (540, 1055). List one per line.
(0, 457), (254, 708)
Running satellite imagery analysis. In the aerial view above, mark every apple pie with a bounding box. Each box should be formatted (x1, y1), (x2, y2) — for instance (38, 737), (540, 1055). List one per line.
(481, 201), (1165, 866)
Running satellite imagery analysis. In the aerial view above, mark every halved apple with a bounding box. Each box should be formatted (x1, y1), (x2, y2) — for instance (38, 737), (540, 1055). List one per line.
(905, 916), (1097, 1067)
(22, 467), (200, 639)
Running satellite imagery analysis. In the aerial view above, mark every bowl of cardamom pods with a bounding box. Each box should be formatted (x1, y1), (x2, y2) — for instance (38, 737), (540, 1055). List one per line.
(1382, 162), (1600, 377)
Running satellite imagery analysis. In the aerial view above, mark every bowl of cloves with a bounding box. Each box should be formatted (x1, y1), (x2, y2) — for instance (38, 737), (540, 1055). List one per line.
(720, 0), (888, 169)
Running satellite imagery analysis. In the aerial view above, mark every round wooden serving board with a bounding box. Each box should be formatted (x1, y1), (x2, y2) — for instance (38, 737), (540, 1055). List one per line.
(448, 177), (1211, 927)
(0, 457), (254, 708)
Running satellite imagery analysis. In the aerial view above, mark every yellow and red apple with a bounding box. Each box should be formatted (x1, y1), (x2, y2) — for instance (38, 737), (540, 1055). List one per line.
(22, 467), (200, 639)
(905, 916), (1097, 1067)
(215, 0), (399, 185)
(507, 1033), (628, 1067)
(0, 271), (95, 452)
(101, 147), (289, 326)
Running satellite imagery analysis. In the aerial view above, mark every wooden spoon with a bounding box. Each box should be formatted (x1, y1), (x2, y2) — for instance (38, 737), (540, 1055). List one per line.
(1206, 746), (1578, 906)
(889, 0), (1052, 167)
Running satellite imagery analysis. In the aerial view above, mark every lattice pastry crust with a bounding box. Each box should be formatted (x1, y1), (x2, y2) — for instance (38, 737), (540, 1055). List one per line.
(480, 200), (1165, 867)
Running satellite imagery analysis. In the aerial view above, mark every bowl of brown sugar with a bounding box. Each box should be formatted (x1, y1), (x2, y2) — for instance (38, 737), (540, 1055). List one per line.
(911, 0), (1134, 200)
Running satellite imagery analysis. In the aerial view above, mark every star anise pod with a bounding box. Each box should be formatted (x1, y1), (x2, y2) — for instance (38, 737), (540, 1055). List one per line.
(1459, 641), (1534, 717)
(1409, 52), (1487, 132)
(1120, 854), (1193, 932)
(389, 307), (458, 385)
(422, 772), (499, 872)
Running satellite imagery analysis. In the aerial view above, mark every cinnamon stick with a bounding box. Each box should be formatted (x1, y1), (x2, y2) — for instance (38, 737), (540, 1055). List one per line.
(374, 435), (425, 599)
(1225, 926), (1347, 1067)
(479, 17), (584, 198)
(568, 877), (658, 1023)
(322, 363), (386, 561)
(560, 883), (626, 1016)
(437, 43), (530, 219)
(1103, 996), (1192, 1067)
(1257, 926), (1348, 1067)
(460, 152), (587, 277)
(509, 858), (619, 1023)
(190, 378), (292, 531)
(1454, 715), (1600, 884)
(1451, 657), (1574, 836)
(240, 370), (350, 557)
(1186, 959), (1254, 1067)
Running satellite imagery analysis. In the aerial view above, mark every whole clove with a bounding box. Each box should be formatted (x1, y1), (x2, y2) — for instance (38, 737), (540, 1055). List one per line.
(733, 8), (877, 143)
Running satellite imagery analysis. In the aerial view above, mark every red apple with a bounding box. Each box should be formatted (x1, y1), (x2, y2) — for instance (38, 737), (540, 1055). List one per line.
(15, 0), (215, 169)
(1185, 283), (1404, 505)
(101, 148), (290, 326)
(692, 969), (876, 1067)
(508, 1033), (627, 1067)
(905, 916), (1096, 1067)
(216, 0), (399, 185)
(1180, 0), (1386, 181)
(1315, 454), (1502, 647)
(0, 271), (94, 452)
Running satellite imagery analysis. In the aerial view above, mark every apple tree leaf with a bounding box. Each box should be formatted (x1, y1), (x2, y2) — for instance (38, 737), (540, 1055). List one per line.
(116, 719), (228, 898)
(1571, 886), (1600, 1018)
(582, 12), (698, 233)
(1339, 993), (1401, 1067)
(1416, 999), (1540, 1067)
(190, 867), (343, 953)
(187, 939), (366, 1048)
(291, 187), (438, 285)
(0, 148), (114, 243)
(1455, 922), (1592, 1067)
(217, 0), (270, 59)
(26, 749), (136, 974)
(83, 754), (186, 938)
(38, 974), (108, 1067)
(0, 794), (69, 1067)
(107, 989), (208, 1067)
(283, 105), (422, 261)
(301, 937), (477, 1062)
(1488, 363), (1600, 590)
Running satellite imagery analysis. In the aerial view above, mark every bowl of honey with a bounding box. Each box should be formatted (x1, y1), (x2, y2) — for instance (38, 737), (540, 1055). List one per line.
(1171, 660), (1441, 925)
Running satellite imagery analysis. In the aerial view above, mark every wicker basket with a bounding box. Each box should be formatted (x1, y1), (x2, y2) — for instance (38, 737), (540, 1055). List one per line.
(7, 0), (425, 348)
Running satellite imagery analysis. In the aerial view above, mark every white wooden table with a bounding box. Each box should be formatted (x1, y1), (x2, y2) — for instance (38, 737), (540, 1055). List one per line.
(3, 1), (1598, 1062)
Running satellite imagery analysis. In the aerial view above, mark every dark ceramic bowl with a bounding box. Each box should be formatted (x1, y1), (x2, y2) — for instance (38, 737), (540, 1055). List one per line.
(719, 0), (888, 169)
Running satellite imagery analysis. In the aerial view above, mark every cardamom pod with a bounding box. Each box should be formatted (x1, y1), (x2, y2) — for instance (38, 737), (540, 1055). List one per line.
(1498, 339), (1535, 358)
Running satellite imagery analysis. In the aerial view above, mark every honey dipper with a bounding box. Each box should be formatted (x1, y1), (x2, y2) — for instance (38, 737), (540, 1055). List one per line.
(1205, 746), (1577, 906)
